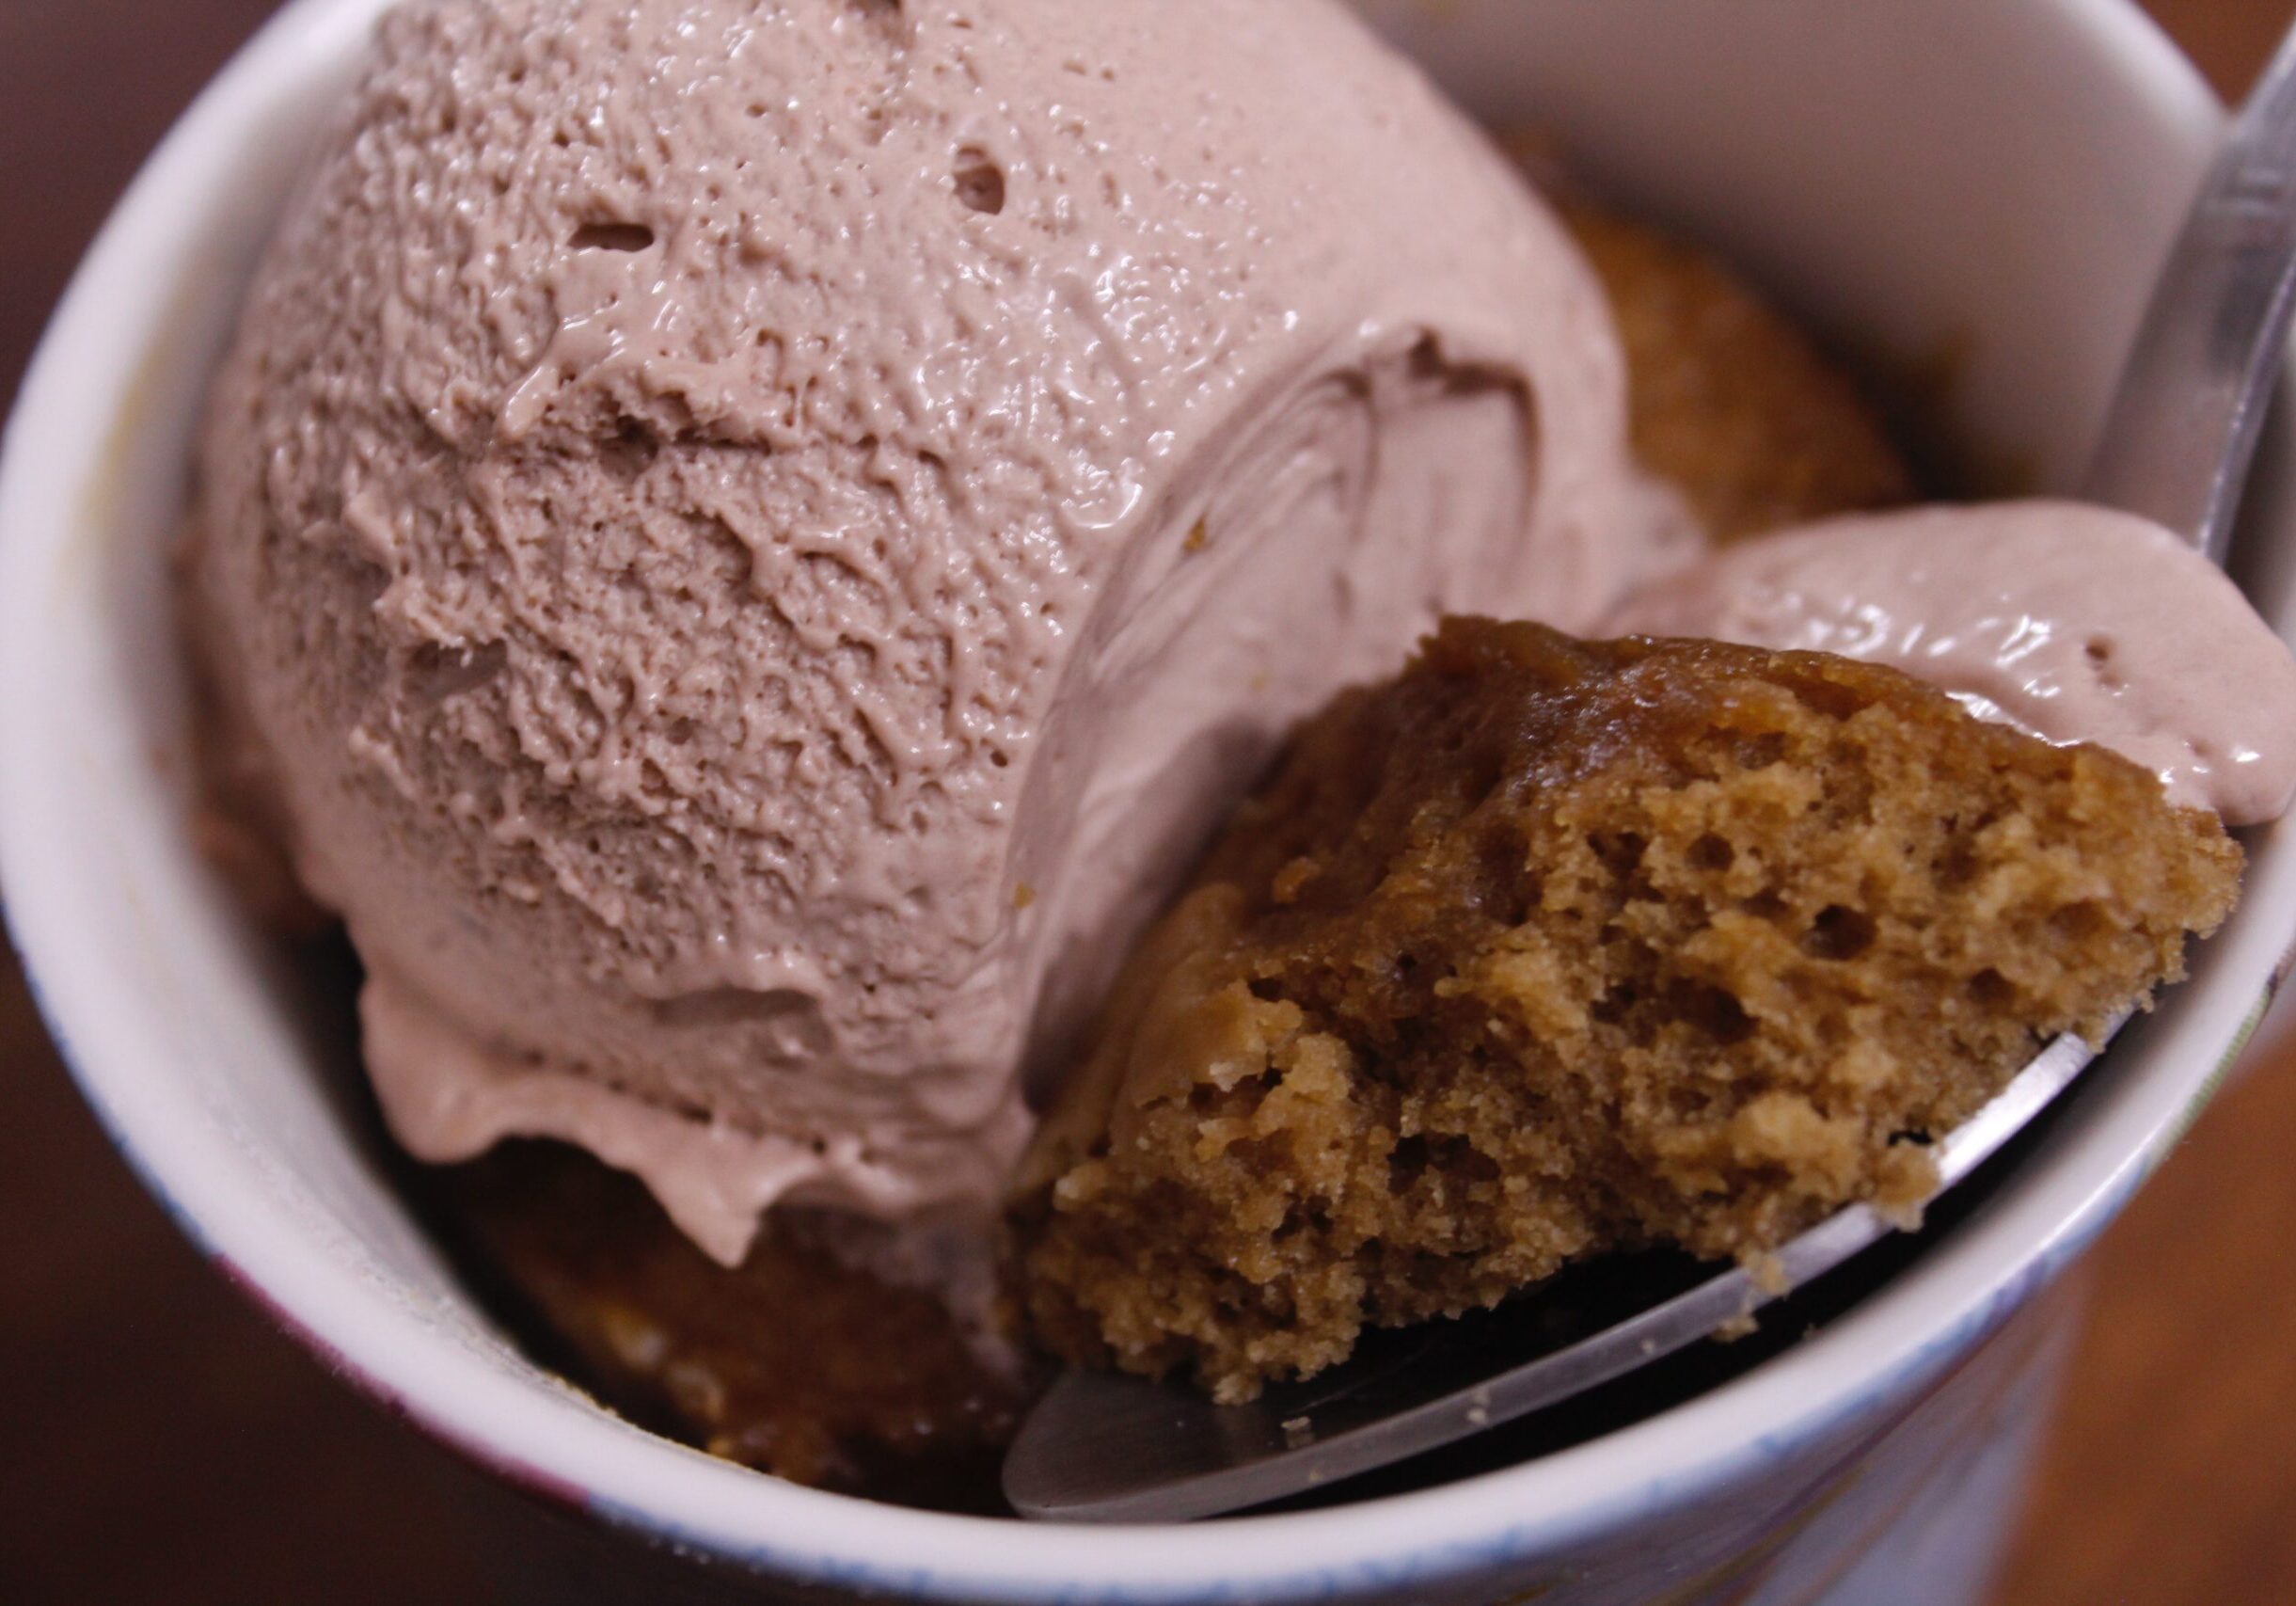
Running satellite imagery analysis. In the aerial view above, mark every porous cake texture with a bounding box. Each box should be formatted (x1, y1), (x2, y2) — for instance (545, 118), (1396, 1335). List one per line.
(1017, 619), (2240, 1401)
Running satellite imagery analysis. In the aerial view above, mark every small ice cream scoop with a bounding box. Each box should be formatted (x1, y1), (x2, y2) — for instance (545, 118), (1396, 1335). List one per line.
(1607, 499), (2296, 824)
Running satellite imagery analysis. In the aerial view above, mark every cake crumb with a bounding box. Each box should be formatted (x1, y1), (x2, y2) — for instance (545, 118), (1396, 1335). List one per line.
(1746, 1253), (1790, 1299)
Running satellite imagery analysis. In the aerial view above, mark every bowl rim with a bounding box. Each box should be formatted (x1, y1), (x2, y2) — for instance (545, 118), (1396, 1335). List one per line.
(1, 0), (2281, 1599)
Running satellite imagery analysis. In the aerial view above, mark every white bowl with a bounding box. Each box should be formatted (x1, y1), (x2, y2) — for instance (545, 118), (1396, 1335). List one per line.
(4, 1), (2290, 1600)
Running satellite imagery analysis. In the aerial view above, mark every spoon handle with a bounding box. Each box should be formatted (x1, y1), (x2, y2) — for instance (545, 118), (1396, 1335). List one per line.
(2083, 20), (2296, 561)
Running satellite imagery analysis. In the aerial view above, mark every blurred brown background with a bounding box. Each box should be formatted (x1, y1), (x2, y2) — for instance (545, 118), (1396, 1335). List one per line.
(3, 2), (2293, 1601)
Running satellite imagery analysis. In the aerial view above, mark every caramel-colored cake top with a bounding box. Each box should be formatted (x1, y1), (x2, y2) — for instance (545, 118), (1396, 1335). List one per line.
(1018, 619), (2240, 1401)
(1560, 202), (1914, 542)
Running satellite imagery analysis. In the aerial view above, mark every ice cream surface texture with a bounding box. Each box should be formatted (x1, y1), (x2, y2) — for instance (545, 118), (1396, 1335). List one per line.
(1607, 501), (2296, 824)
(184, 0), (1660, 1263)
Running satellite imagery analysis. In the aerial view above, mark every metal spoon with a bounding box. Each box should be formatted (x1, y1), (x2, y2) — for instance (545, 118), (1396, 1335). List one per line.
(1004, 18), (2296, 1524)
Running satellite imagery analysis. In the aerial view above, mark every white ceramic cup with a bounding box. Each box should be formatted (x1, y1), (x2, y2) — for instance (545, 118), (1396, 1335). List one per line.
(4, 1), (2291, 1600)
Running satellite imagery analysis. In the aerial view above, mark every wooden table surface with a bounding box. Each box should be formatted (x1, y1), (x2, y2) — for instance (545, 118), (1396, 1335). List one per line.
(3, 3), (2292, 1601)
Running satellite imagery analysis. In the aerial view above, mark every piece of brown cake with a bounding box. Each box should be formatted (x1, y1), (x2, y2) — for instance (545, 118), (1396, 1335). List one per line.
(1559, 201), (1916, 541)
(1014, 619), (2241, 1403)
(437, 1142), (1024, 1512)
